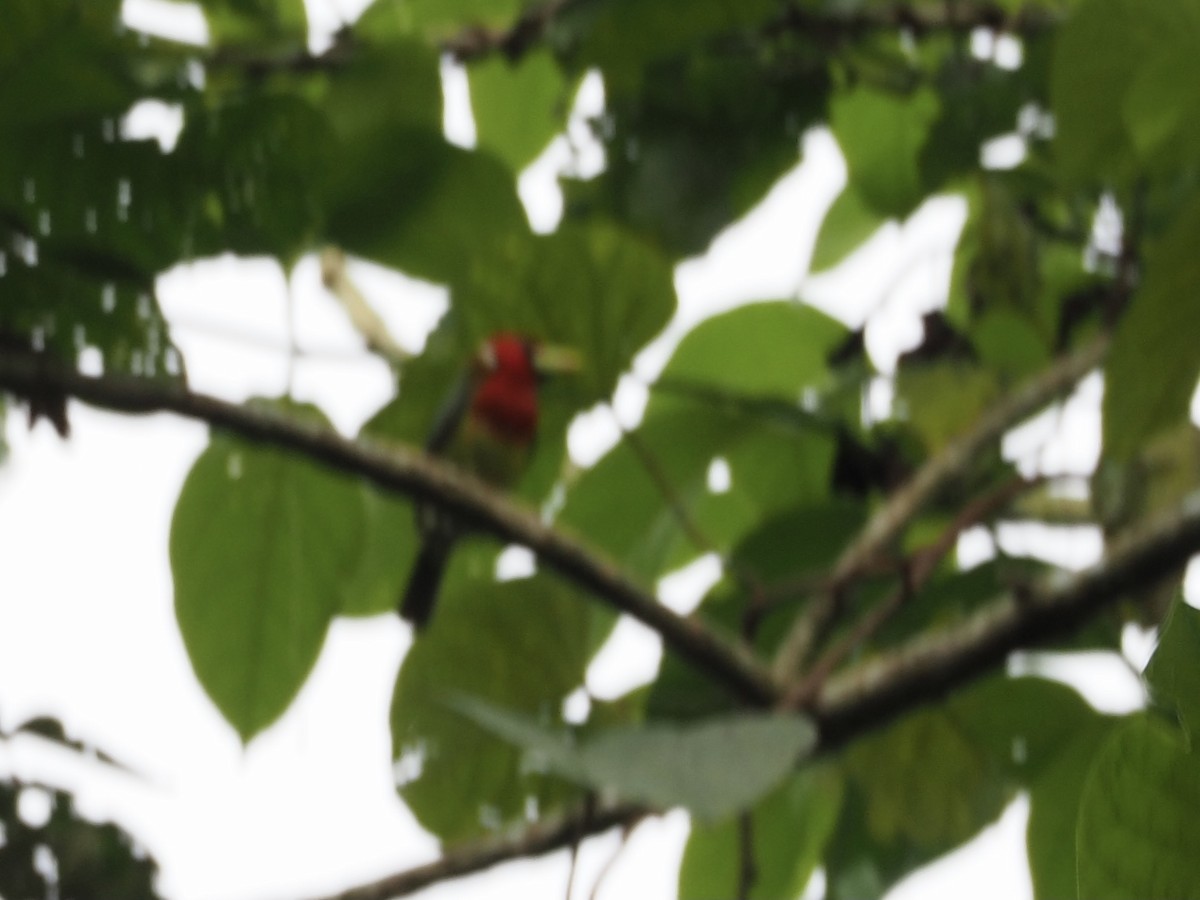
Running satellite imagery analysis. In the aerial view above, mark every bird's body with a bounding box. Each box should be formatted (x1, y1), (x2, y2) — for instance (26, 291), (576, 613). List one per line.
(399, 333), (574, 630)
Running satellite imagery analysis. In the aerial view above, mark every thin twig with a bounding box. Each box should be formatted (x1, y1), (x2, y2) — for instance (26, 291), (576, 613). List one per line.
(305, 801), (646, 900)
(772, 334), (1110, 684)
(813, 488), (1200, 748)
(783, 475), (1034, 708)
(0, 350), (781, 707)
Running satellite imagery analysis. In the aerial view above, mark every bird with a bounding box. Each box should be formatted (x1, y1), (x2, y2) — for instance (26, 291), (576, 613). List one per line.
(399, 331), (579, 630)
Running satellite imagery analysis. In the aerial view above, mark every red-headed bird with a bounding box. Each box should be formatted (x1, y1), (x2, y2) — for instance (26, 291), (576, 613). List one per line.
(399, 332), (579, 630)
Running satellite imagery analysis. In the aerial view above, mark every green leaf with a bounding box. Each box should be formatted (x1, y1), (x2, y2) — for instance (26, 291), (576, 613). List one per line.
(470, 51), (568, 173)
(1077, 714), (1200, 900)
(831, 85), (940, 218)
(1051, 0), (1200, 185)
(679, 764), (843, 900)
(563, 46), (829, 256)
(844, 706), (1008, 851)
(1145, 595), (1200, 743)
(809, 187), (887, 273)
(170, 406), (366, 741)
(356, 0), (522, 42)
(1027, 720), (1113, 900)
(662, 302), (847, 400)
(1104, 196), (1200, 459)
(199, 0), (308, 49)
(896, 363), (999, 453)
(452, 697), (818, 821)
(1050, 0), (1142, 185)
(391, 571), (591, 842)
(325, 127), (530, 285)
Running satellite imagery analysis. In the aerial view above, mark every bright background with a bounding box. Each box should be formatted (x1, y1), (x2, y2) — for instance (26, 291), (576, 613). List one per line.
(0, 1), (1156, 898)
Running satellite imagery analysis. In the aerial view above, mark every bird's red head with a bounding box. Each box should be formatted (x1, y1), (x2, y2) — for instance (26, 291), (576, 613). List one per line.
(471, 333), (540, 445)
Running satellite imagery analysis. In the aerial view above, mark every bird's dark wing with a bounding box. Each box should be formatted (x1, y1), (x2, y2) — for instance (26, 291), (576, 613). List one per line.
(425, 369), (477, 453)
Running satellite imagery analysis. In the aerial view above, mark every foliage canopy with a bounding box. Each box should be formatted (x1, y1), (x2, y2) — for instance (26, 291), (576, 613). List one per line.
(5, 0), (1200, 898)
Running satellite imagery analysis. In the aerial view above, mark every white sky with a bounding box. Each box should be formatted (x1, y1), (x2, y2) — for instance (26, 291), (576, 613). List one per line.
(0, 3), (1157, 899)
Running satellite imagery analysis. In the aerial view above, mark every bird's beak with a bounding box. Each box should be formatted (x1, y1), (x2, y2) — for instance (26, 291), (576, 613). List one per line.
(532, 343), (582, 377)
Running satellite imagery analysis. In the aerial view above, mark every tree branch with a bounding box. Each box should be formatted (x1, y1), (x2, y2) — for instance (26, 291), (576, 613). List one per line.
(772, 334), (1110, 683)
(812, 488), (1200, 747)
(304, 486), (1200, 900)
(305, 801), (646, 900)
(0, 351), (780, 708)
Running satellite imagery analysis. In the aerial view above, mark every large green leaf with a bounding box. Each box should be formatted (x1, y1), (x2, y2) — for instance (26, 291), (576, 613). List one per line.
(469, 50), (569, 173)
(843, 706), (1009, 852)
(452, 696), (817, 821)
(1077, 714), (1200, 899)
(662, 302), (846, 399)
(325, 127), (530, 285)
(563, 44), (829, 256)
(1051, 0), (1200, 184)
(1145, 595), (1200, 744)
(809, 187), (886, 274)
(831, 85), (940, 218)
(171, 405), (367, 741)
(391, 571), (591, 842)
(678, 764), (842, 900)
(1026, 719), (1114, 900)
(1104, 196), (1200, 459)
(355, 0), (523, 42)
(0, 0), (155, 129)
(199, 0), (307, 49)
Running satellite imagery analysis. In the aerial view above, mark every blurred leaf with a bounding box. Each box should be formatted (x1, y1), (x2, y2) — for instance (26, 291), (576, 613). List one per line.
(1145, 595), (1200, 743)
(0, 0), (154, 129)
(831, 85), (940, 218)
(326, 128), (530, 284)
(452, 696), (817, 821)
(809, 187), (887, 273)
(391, 571), (591, 842)
(470, 50), (569, 173)
(896, 363), (999, 453)
(663, 302), (846, 399)
(171, 404), (366, 741)
(844, 706), (1008, 851)
(564, 44), (828, 256)
(1077, 714), (1200, 900)
(1104, 196), (1200, 459)
(200, 0), (307, 49)
(1027, 719), (1113, 900)
(318, 39), (442, 137)
(0, 782), (163, 900)
(356, 0), (523, 41)
(679, 764), (843, 900)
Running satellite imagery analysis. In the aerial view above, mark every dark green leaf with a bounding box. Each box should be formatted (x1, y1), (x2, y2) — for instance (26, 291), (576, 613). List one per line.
(325, 127), (530, 284)
(1104, 196), (1200, 459)
(831, 85), (940, 218)
(1145, 595), (1200, 743)
(1077, 714), (1200, 900)
(679, 764), (843, 900)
